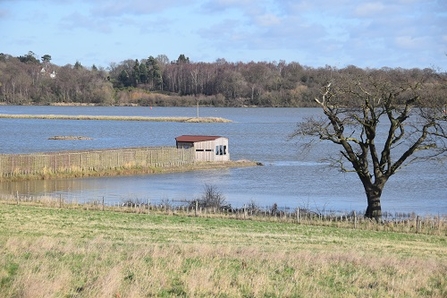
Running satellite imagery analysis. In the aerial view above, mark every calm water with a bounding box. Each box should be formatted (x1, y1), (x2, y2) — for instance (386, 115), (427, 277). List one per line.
(0, 106), (445, 215)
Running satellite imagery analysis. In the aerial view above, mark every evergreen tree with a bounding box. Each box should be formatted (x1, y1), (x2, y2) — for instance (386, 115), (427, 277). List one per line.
(139, 63), (148, 84)
(118, 70), (131, 87)
(74, 61), (83, 69)
(18, 51), (39, 64)
(176, 54), (189, 64)
(41, 54), (52, 63)
(146, 56), (162, 90)
(132, 59), (140, 87)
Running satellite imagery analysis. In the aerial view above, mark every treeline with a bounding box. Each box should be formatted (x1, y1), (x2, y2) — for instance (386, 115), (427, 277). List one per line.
(0, 51), (445, 107)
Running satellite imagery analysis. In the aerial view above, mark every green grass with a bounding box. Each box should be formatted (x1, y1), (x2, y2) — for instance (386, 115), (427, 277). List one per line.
(0, 203), (446, 297)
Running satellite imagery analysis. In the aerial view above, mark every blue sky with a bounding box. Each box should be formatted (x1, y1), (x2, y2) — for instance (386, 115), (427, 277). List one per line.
(1, 0), (446, 70)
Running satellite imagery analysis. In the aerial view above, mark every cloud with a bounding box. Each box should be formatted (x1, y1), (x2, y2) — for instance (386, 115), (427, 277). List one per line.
(354, 2), (386, 17)
(90, 0), (189, 17)
(1, 0), (446, 69)
(0, 8), (9, 19)
(255, 13), (281, 27)
(59, 12), (114, 33)
(201, 0), (255, 13)
(197, 19), (248, 48)
(395, 35), (428, 50)
(0, 0), (15, 20)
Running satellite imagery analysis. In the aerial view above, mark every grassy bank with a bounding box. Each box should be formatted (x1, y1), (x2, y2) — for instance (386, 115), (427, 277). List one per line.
(1, 203), (446, 297)
(0, 160), (258, 182)
(0, 114), (232, 123)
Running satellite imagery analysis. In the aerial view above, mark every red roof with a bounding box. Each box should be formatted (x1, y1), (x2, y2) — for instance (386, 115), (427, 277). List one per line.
(175, 135), (222, 143)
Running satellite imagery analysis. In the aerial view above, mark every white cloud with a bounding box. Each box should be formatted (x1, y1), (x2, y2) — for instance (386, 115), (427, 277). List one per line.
(395, 36), (427, 50)
(354, 2), (386, 17)
(1, 0), (446, 69)
(255, 13), (281, 27)
(59, 12), (114, 33)
(90, 0), (187, 17)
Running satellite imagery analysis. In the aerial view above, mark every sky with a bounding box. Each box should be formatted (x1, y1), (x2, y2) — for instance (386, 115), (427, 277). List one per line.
(1, 0), (446, 70)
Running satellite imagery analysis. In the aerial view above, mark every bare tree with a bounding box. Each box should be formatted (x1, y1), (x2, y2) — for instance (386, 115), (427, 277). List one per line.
(292, 69), (447, 220)
(193, 184), (227, 209)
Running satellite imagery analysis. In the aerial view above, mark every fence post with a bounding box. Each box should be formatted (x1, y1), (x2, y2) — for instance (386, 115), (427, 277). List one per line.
(354, 211), (357, 229)
(195, 200), (198, 217)
(416, 216), (421, 233)
(102, 196), (105, 211)
(296, 208), (300, 223)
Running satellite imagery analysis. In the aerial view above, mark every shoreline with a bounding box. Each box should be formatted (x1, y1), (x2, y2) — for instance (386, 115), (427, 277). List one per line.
(0, 160), (260, 182)
(0, 113), (232, 123)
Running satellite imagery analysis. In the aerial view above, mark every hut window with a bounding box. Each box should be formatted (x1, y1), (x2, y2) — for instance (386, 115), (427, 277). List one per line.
(214, 145), (229, 155)
(216, 145), (225, 155)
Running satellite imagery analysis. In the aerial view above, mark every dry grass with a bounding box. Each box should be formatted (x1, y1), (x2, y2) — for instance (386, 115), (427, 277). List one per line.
(0, 159), (258, 182)
(1, 202), (446, 297)
(0, 114), (232, 123)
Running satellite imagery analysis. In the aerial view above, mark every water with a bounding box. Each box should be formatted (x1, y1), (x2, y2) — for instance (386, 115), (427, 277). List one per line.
(0, 106), (445, 215)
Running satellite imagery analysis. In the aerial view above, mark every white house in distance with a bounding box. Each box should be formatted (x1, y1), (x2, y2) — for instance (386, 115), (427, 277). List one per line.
(175, 135), (230, 162)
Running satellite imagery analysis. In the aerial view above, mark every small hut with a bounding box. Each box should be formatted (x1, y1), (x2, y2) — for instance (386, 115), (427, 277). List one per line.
(175, 135), (230, 162)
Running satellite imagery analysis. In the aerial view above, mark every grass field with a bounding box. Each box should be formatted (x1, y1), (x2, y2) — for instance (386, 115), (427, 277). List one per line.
(1, 202), (446, 297)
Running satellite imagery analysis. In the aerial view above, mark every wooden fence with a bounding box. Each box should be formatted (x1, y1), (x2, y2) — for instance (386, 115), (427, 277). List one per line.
(0, 147), (195, 178)
(2, 194), (446, 235)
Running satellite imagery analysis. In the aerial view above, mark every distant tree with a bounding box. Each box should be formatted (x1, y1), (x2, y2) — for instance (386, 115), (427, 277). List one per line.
(118, 70), (132, 88)
(132, 59), (140, 86)
(176, 54), (190, 64)
(2, 50), (447, 109)
(153, 64), (163, 91)
(138, 63), (148, 84)
(74, 61), (83, 70)
(41, 54), (51, 63)
(107, 59), (135, 89)
(271, 62), (306, 106)
(155, 54), (170, 65)
(1, 57), (33, 103)
(291, 69), (447, 220)
(146, 56), (163, 90)
(215, 58), (227, 65)
(216, 68), (247, 105)
(18, 51), (39, 64)
(241, 62), (270, 104)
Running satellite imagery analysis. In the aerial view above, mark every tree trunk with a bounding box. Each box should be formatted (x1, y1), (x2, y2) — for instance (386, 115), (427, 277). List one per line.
(364, 187), (383, 221)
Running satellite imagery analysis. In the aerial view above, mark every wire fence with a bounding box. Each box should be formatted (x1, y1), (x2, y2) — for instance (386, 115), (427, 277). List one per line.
(2, 194), (446, 236)
(0, 147), (195, 178)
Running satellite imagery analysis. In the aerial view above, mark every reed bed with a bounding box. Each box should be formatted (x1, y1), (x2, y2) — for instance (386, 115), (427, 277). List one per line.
(0, 147), (196, 181)
(1, 201), (446, 297)
(0, 113), (232, 123)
